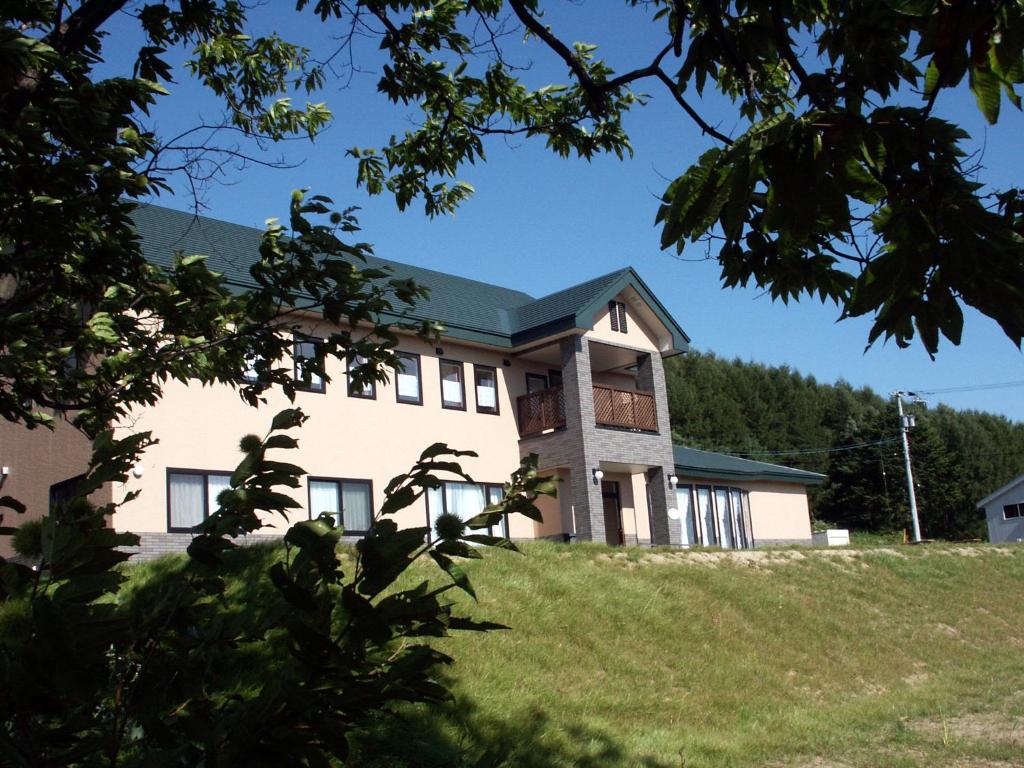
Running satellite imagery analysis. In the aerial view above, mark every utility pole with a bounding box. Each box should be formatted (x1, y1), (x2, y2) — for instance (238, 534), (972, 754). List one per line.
(892, 391), (922, 543)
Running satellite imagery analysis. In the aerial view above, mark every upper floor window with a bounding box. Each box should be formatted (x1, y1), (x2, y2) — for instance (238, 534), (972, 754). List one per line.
(608, 300), (628, 333)
(440, 359), (465, 410)
(241, 347), (266, 384)
(309, 477), (373, 534)
(293, 335), (325, 393)
(394, 352), (423, 405)
(168, 469), (231, 532)
(347, 354), (376, 399)
(526, 372), (548, 394)
(474, 364), (499, 415)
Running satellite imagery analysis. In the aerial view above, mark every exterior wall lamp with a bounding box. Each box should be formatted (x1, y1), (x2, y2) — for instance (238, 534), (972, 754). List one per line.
(592, 468), (604, 483)
(668, 474), (679, 489)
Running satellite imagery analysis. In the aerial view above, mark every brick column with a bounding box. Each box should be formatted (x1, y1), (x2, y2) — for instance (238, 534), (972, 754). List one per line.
(559, 336), (605, 543)
(637, 352), (680, 546)
(646, 467), (682, 546)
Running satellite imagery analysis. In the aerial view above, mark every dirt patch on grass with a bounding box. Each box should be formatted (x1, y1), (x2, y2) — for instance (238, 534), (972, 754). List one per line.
(912, 712), (1024, 747)
(617, 544), (1020, 571)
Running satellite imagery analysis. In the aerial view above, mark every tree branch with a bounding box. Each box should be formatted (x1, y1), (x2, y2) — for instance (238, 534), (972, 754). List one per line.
(505, 0), (608, 115)
(653, 69), (734, 145)
(2, 0), (128, 128)
(769, 1), (829, 111)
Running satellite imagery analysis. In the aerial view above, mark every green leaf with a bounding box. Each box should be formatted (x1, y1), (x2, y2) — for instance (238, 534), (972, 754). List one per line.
(970, 65), (1002, 124)
(270, 408), (306, 431)
(429, 550), (476, 600)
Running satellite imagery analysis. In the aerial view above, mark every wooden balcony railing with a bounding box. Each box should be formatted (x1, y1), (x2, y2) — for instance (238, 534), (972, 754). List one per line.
(593, 385), (657, 432)
(517, 386), (566, 436)
(517, 384), (658, 436)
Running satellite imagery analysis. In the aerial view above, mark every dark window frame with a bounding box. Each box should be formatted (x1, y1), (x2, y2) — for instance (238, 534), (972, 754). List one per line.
(473, 364), (500, 415)
(525, 372), (548, 394)
(439, 358), (467, 411)
(307, 476), (374, 535)
(166, 468), (233, 533)
(347, 354), (377, 400)
(293, 334), (326, 394)
(49, 474), (86, 513)
(424, 480), (510, 541)
(394, 351), (424, 406)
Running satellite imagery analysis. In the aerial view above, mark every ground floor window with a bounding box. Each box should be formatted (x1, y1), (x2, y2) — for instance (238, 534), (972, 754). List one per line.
(426, 481), (508, 540)
(675, 484), (754, 549)
(308, 478), (373, 534)
(167, 469), (232, 532)
(49, 474), (86, 512)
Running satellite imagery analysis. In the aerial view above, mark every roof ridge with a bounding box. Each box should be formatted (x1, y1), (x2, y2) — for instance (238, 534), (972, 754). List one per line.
(134, 203), (537, 304)
(523, 266), (633, 303)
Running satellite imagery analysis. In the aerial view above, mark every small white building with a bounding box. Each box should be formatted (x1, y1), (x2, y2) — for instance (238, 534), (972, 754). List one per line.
(977, 474), (1024, 544)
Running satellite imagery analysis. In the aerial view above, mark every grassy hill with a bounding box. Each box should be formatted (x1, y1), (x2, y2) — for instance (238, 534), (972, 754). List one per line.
(346, 541), (1024, 768)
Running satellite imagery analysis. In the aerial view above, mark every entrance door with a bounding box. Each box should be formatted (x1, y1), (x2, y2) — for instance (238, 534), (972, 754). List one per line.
(601, 481), (624, 545)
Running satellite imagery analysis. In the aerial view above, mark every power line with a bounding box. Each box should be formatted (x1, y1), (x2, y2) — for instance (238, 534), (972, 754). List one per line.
(911, 379), (1024, 396)
(724, 437), (901, 457)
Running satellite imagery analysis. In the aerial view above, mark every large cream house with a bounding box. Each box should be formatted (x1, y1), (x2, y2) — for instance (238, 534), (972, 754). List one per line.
(0, 205), (824, 559)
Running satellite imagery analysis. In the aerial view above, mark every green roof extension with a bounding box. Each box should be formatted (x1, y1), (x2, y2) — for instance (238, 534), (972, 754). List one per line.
(673, 446), (826, 485)
(130, 204), (690, 351)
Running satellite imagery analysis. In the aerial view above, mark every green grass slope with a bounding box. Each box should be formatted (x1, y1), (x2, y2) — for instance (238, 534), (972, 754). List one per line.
(365, 542), (1024, 768)
(127, 542), (1024, 767)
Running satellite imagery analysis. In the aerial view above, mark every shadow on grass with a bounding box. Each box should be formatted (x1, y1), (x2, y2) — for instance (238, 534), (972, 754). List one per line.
(353, 693), (672, 768)
(123, 545), (671, 767)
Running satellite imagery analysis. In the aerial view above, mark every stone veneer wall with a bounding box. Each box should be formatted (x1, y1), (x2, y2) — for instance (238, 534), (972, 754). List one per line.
(519, 335), (681, 546)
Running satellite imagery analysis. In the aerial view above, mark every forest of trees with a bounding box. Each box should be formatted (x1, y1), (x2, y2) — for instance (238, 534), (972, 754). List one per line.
(665, 352), (1024, 540)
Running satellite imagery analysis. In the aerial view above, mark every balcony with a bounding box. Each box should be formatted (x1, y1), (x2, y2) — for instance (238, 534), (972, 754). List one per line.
(517, 386), (566, 436)
(516, 385), (657, 437)
(592, 385), (657, 432)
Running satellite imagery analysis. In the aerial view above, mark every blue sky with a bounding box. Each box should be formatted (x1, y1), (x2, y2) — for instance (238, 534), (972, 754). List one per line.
(106, 3), (1024, 424)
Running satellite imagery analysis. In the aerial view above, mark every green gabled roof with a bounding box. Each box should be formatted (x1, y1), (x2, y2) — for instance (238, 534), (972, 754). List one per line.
(673, 446), (826, 486)
(507, 267), (689, 352)
(130, 204), (689, 350)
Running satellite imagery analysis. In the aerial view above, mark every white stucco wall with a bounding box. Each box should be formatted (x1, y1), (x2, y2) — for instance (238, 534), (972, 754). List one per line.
(113, 326), (558, 538)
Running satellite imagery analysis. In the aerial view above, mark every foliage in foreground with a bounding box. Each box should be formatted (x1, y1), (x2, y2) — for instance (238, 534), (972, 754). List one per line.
(0, 409), (554, 766)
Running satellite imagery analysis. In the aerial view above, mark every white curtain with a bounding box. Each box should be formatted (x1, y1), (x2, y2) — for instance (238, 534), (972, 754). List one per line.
(350, 355), (373, 396)
(242, 353), (259, 382)
(675, 487), (696, 547)
(427, 486), (445, 532)
(715, 487), (734, 549)
(296, 340), (323, 389)
(207, 474), (231, 514)
(309, 480), (340, 525)
(342, 483), (372, 532)
(487, 485), (508, 538)
(729, 488), (746, 548)
(695, 487), (715, 546)
(446, 482), (486, 521)
(396, 355), (420, 399)
(476, 371), (496, 409)
(428, 482), (502, 539)
(441, 364), (463, 405)
(169, 473), (205, 529)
